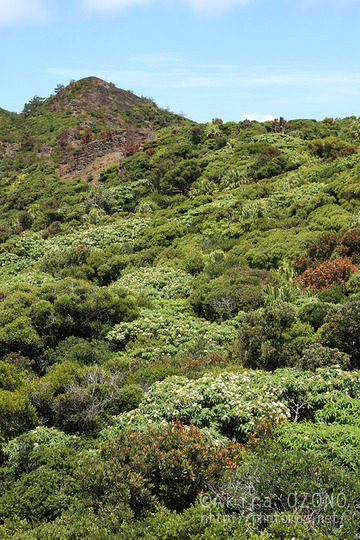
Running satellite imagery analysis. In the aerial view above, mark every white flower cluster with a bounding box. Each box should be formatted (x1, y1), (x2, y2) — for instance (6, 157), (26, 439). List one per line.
(111, 266), (192, 299)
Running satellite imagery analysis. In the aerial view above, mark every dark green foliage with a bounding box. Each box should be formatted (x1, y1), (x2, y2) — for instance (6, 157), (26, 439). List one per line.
(27, 362), (137, 433)
(190, 267), (273, 321)
(129, 364), (182, 387)
(248, 145), (299, 180)
(212, 450), (360, 538)
(22, 96), (45, 117)
(321, 300), (360, 368)
(297, 301), (333, 330)
(107, 383), (144, 414)
(0, 362), (25, 391)
(0, 437), (82, 525)
(0, 279), (138, 372)
(46, 336), (113, 366)
(133, 221), (186, 251)
(307, 136), (358, 160)
(231, 304), (313, 370)
(0, 390), (37, 440)
(299, 339), (351, 370)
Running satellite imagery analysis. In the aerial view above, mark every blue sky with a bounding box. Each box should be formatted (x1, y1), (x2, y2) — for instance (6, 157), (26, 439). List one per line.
(1, 0), (360, 123)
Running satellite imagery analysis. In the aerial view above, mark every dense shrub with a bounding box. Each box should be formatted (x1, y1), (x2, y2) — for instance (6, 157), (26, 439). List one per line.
(0, 438), (81, 524)
(308, 136), (358, 160)
(321, 300), (360, 367)
(82, 422), (243, 518)
(28, 363), (135, 433)
(231, 304), (313, 370)
(0, 390), (37, 440)
(211, 449), (360, 537)
(295, 257), (358, 289)
(338, 227), (360, 261)
(249, 146), (291, 180)
(0, 279), (138, 369)
(299, 339), (351, 370)
(307, 231), (339, 260)
(297, 301), (333, 330)
(189, 267), (273, 321)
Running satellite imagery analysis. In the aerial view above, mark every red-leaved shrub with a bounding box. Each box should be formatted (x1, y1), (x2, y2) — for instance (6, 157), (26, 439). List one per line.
(295, 257), (358, 290)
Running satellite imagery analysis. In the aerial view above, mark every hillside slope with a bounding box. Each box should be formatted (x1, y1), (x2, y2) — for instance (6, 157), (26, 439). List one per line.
(0, 82), (360, 538)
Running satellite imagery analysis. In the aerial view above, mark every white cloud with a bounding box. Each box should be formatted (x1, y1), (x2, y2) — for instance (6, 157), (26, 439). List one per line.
(241, 112), (275, 122)
(0, 0), (50, 26)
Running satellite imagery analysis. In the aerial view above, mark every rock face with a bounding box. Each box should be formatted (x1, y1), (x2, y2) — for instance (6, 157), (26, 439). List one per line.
(51, 77), (156, 182)
(57, 128), (155, 182)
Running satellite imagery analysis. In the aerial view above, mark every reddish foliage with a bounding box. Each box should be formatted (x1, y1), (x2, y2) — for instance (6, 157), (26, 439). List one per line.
(56, 129), (70, 148)
(271, 116), (289, 134)
(295, 257), (358, 290)
(307, 232), (339, 261)
(125, 140), (141, 156)
(100, 130), (112, 140)
(88, 421), (243, 516)
(81, 129), (94, 144)
(179, 353), (227, 372)
(338, 228), (360, 260)
(292, 255), (316, 275)
(19, 133), (35, 151)
(145, 147), (156, 157)
(247, 413), (284, 452)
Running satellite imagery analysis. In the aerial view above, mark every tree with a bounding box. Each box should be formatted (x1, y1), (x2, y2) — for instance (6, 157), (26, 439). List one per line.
(22, 96), (45, 117)
(54, 83), (65, 94)
(271, 116), (289, 134)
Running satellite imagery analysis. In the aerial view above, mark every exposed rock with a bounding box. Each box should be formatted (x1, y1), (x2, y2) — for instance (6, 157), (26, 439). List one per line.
(57, 127), (155, 183)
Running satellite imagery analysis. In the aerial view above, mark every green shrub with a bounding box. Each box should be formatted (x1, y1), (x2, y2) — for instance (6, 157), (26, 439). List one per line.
(308, 136), (358, 160)
(211, 449), (360, 538)
(321, 300), (360, 367)
(82, 421), (243, 519)
(0, 390), (37, 440)
(231, 304), (313, 370)
(299, 339), (351, 371)
(297, 301), (333, 330)
(190, 267), (273, 321)
(106, 383), (143, 414)
(0, 361), (25, 391)
(277, 421), (360, 470)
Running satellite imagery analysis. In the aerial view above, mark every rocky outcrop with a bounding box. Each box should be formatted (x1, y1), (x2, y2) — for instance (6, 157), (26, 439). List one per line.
(57, 128), (155, 182)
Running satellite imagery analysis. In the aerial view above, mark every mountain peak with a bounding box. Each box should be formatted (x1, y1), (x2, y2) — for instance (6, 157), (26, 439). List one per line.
(48, 76), (144, 115)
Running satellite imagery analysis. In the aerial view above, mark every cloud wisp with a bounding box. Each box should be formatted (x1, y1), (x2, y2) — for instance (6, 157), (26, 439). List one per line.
(241, 112), (275, 122)
(0, 0), (51, 26)
(46, 64), (360, 93)
(81, 0), (252, 16)
(80, 0), (152, 14)
(183, 0), (251, 16)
